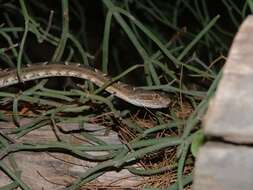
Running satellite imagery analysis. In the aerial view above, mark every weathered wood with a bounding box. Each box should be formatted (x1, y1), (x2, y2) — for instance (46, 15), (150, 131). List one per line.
(204, 16), (253, 143)
(0, 119), (143, 189)
(194, 15), (253, 190)
(194, 142), (253, 190)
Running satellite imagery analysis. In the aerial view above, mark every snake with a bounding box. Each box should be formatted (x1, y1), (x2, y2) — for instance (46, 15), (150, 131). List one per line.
(0, 62), (171, 108)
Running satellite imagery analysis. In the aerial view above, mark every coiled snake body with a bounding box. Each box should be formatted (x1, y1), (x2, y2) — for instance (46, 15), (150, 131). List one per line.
(0, 62), (171, 108)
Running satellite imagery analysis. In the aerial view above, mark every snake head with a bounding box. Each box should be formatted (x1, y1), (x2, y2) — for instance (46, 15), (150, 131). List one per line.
(129, 90), (171, 109)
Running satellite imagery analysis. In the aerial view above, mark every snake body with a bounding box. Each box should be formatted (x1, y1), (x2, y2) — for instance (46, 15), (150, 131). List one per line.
(0, 62), (170, 108)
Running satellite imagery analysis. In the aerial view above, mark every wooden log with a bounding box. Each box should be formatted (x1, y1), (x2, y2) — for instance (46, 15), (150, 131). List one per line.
(0, 119), (143, 189)
(194, 142), (253, 190)
(204, 15), (253, 143)
(194, 15), (253, 190)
